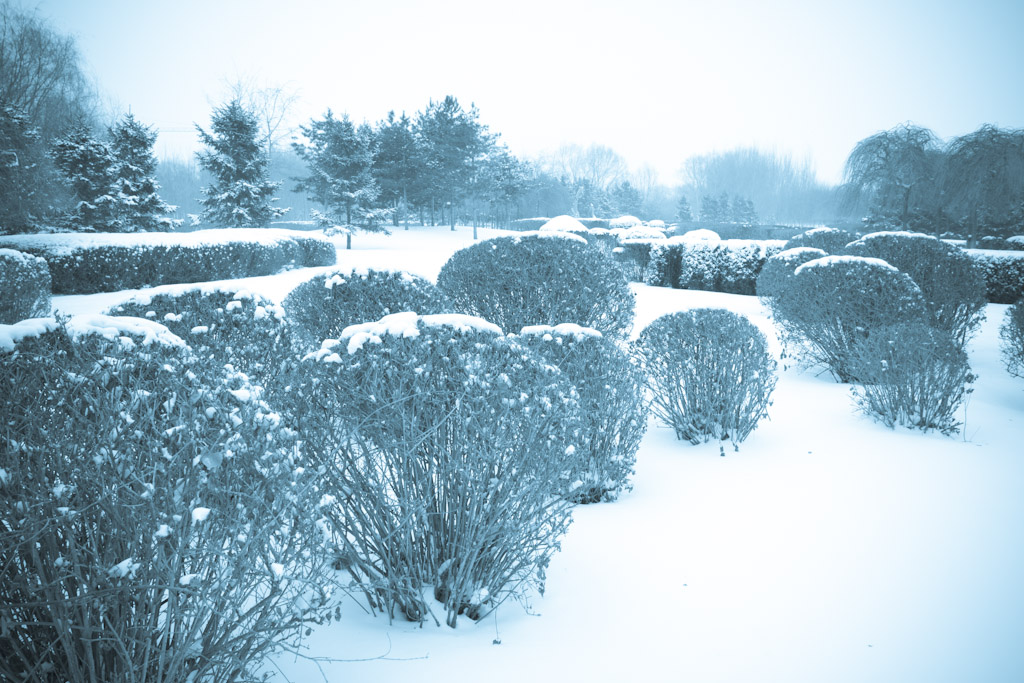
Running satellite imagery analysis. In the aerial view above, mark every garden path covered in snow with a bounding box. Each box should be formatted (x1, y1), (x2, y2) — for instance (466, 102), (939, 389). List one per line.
(53, 225), (1024, 682)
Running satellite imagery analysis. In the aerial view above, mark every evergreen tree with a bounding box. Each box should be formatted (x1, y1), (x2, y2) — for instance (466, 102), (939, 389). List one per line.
(51, 123), (117, 231)
(676, 193), (693, 222)
(416, 96), (490, 230)
(610, 180), (643, 216)
(108, 113), (175, 231)
(485, 148), (529, 228)
(195, 99), (286, 228)
(293, 109), (381, 230)
(700, 194), (721, 223)
(0, 104), (65, 232)
(372, 111), (423, 228)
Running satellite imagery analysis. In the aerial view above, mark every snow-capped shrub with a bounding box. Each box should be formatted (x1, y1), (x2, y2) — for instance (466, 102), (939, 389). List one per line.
(610, 215), (642, 229)
(756, 247), (828, 300)
(783, 226), (855, 254)
(774, 256), (930, 382)
(678, 228), (721, 243)
(614, 239), (659, 282)
(0, 248), (50, 324)
(964, 250), (1024, 304)
(509, 217), (550, 231)
(283, 268), (452, 352)
(844, 231), (987, 346)
(643, 239), (785, 294)
(0, 318), (332, 683)
(0, 229), (337, 294)
(437, 233), (635, 338)
(106, 288), (293, 387)
(1000, 299), (1024, 379)
(517, 323), (647, 503)
(620, 226), (666, 241)
(290, 313), (581, 627)
(850, 322), (975, 434)
(634, 309), (777, 449)
(648, 219), (666, 229)
(539, 214), (589, 233)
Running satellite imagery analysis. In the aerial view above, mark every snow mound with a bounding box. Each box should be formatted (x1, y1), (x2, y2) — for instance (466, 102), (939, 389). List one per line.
(610, 215), (642, 229)
(321, 311), (504, 357)
(673, 229), (721, 244)
(513, 231), (589, 245)
(794, 255), (899, 276)
(620, 226), (667, 241)
(648, 220), (666, 229)
(0, 314), (185, 352)
(519, 323), (603, 340)
(539, 215), (589, 234)
(0, 247), (46, 267)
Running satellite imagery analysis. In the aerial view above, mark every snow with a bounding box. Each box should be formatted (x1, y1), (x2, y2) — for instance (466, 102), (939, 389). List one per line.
(31, 223), (1024, 682)
(609, 215), (642, 228)
(191, 507), (211, 523)
(674, 228), (721, 243)
(538, 215), (589, 233)
(512, 230), (589, 245)
(519, 323), (603, 339)
(794, 254), (900, 275)
(0, 246), (46, 267)
(334, 311), (504, 356)
(0, 314), (184, 351)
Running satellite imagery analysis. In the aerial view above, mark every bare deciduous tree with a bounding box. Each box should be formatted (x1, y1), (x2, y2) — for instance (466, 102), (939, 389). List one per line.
(224, 76), (300, 159)
(0, 1), (97, 136)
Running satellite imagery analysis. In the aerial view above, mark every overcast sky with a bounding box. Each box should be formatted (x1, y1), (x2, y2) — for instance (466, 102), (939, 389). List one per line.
(36, 0), (1024, 185)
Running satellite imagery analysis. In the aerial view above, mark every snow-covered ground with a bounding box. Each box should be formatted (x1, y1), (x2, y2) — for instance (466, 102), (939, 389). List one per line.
(52, 224), (1024, 683)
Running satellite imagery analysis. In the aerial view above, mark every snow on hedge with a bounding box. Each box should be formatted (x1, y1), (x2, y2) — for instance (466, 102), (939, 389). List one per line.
(319, 311), (504, 357)
(539, 215), (589, 234)
(0, 314), (184, 352)
(512, 230), (589, 244)
(519, 323), (604, 340)
(609, 215), (642, 229)
(794, 254), (900, 276)
(0, 227), (324, 255)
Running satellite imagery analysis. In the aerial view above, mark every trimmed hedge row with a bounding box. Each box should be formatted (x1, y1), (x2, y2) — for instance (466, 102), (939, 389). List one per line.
(0, 229), (337, 295)
(644, 240), (786, 295)
(0, 248), (51, 324)
(967, 250), (1024, 304)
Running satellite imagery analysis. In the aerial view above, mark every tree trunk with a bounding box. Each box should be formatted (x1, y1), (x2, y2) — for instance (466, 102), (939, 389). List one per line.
(346, 232), (351, 250)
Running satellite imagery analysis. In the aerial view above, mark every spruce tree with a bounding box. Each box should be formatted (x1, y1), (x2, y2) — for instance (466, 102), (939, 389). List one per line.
(51, 123), (117, 231)
(195, 100), (286, 228)
(700, 194), (720, 223)
(372, 111), (422, 227)
(293, 110), (381, 231)
(676, 193), (693, 222)
(108, 113), (175, 231)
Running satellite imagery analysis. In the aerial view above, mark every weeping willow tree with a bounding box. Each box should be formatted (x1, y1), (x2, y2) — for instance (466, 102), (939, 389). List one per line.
(840, 123), (942, 231)
(944, 125), (1024, 242)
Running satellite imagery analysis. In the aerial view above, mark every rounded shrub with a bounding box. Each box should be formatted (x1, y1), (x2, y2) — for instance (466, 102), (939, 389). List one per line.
(0, 316), (331, 683)
(290, 312), (582, 627)
(1000, 299), (1024, 378)
(756, 247), (828, 300)
(437, 233), (635, 338)
(539, 215), (589, 234)
(843, 231), (987, 346)
(106, 288), (293, 387)
(774, 255), (930, 382)
(850, 322), (975, 434)
(634, 308), (777, 449)
(517, 323), (648, 503)
(783, 226), (855, 254)
(0, 248), (51, 324)
(283, 268), (452, 352)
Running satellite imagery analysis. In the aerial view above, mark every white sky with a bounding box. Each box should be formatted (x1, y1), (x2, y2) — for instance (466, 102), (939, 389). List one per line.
(36, 0), (1024, 185)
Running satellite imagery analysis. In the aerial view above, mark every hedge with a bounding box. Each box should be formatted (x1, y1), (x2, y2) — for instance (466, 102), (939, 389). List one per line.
(644, 239), (786, 295)
(0, 248), (51, 324)
(966, 249), (1024, 304)
(0, 229), (337, 294)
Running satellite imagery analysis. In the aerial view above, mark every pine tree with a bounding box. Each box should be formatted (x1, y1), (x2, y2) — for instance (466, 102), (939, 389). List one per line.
(676, 193), (693, 222)
(51, 123), (118, 231)
(293, 109), (381, 232)
(610, 180), (643, 216)
(372, 111), (423, 228)
(195, 100), (287, 228)
(108, 113), (176, 231)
